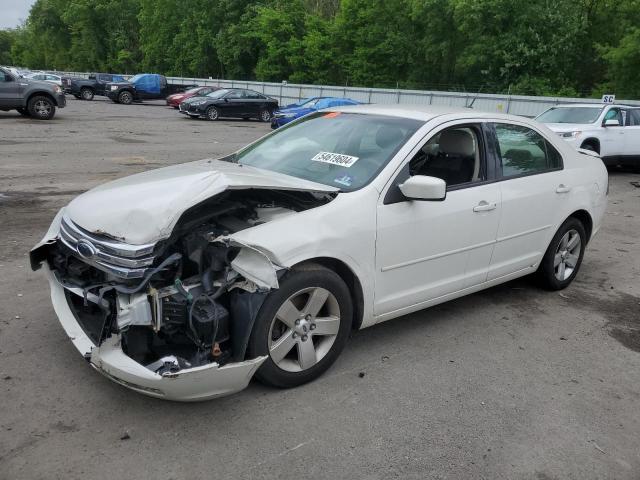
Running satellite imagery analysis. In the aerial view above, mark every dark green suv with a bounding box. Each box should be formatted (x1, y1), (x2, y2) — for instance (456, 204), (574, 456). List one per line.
(0, 67), (66, 120)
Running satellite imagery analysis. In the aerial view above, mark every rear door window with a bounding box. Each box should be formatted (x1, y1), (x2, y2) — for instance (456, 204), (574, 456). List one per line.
(493, 123), (563, 178)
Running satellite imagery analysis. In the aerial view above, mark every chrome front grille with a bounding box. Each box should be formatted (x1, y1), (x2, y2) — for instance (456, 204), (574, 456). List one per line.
(59, 215), (156, 279)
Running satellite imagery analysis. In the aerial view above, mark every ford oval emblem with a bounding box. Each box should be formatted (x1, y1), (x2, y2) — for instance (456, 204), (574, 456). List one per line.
(76, 239), (97, 259)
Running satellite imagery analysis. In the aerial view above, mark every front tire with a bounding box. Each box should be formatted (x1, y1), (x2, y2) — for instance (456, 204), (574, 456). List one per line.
(537, 217), (586, 290)
(206, 105), (219, 121)
(248, 264), (352, 388)
(259, 108), (272, 122)
(27, 95), (56, 120)
(80, 87), (94, 101)
(118, 90), (133, 105)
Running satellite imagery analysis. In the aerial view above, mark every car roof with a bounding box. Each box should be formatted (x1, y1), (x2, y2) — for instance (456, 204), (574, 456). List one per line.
(548, 103), (637, 109)
(330, 104), (525, 122)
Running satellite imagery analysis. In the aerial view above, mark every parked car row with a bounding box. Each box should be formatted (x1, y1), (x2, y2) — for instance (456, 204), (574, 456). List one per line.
(3, 63), (639, 172)
(173, 88), (361, 124)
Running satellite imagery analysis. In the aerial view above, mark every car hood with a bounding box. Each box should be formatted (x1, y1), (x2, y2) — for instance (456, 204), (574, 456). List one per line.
(65, 159), (338, 245)
(277, 107), (313, 116)
(539, 122), (596, 133)
(181, 96), (209, 105)
(106, 81), (131, 88)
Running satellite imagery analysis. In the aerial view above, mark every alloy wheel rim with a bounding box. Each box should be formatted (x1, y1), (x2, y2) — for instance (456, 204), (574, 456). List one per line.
(261, 110), (271, 121)
(208, 107), (218, 120)
(34, 100), (51, 117)
(82, 89), (91, 99)
(121, 92), (131, 103)
(554, 229), (581, 281)
(267, 287), (340, 372)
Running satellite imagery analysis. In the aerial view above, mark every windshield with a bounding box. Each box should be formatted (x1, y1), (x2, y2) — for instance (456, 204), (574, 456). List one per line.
(127, 74), (144, 83)
(207, 89), (230, 98)
(299, 98), (322, 108)
(233, 112), (422, 191)
(185, 87), (204, 94)
(537, 107), (603, 124)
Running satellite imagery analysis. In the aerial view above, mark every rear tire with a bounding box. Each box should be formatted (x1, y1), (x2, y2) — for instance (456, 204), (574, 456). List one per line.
(248, 264), (352, 388)
(80, 87), (94, 101)
(27, 95), (56, 120)
(118, 90), (133, 105)
(537, 217), (586, 290)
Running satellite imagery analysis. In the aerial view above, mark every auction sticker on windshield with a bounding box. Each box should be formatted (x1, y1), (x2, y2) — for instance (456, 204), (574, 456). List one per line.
(311, 152), (359, 168)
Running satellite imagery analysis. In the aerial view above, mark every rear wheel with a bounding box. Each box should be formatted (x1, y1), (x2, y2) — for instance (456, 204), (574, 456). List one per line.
(206, 106), (219, 121)
(118, 90), (133, 105)
(537, 217), (586, 290)
(259, 108), (272, 122)
(80, 87), (94, 101)
(248, 264), (352, 388)
(27, 95), (56, 120)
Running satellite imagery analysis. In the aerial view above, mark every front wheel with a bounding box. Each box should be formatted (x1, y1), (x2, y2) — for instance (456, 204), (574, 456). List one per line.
(206, 105), (219, 121)
(248, 264), (352, 388)
(80, 87), (94, 101)
(537, 217), (586, 290)
(118, 90), (133, 105)
(27, 95), (56, 120)
(259, 108), (272, 122)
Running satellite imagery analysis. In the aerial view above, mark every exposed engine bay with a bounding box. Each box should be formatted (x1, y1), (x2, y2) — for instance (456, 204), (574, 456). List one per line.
(39, 188), (335, 376)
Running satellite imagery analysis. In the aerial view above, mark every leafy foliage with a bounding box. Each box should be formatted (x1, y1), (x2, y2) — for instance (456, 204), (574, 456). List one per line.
(2, 0), (639, 98)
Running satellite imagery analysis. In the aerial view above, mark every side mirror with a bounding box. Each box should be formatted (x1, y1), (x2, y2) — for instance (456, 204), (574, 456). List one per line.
(604, 119), (620, 127)
(399, 175), (446, 201)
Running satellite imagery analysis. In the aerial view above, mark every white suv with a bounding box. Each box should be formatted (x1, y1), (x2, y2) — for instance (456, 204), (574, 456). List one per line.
(537, 104), (640, 170)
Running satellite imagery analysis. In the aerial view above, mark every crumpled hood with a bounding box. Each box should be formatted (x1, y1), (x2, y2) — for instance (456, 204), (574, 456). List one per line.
(65, 159), (337, 245)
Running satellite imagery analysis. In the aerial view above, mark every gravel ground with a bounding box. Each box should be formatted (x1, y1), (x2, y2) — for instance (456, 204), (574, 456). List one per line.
(1, 98), (639, 480)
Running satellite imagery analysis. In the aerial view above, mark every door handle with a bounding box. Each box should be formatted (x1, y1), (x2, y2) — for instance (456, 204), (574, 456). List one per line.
(556, 184), (572, 194)
(473, 201), (497, 212)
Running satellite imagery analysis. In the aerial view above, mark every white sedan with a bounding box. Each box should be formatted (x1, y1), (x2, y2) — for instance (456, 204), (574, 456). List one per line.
(26, 72), (63, 86)
(31, 105), (608, 401)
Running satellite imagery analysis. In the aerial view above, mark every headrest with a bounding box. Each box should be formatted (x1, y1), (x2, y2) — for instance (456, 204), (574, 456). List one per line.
(376, 126), (404, 149)
(439, 129), (475, 156)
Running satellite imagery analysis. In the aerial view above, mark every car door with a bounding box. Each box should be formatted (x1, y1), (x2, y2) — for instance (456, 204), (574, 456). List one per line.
(218, 89), (244, 117)
(375, 122), (501, 316)
(488, 122), (567, 280)
(622, 108), (640, 156)
(245, 90), (266, 116)
(0, 69), (22, 107)
(599, 107), (626, 157)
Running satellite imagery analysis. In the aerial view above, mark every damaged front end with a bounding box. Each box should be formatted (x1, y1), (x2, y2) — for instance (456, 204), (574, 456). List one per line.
(31, 188), (334, 400)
